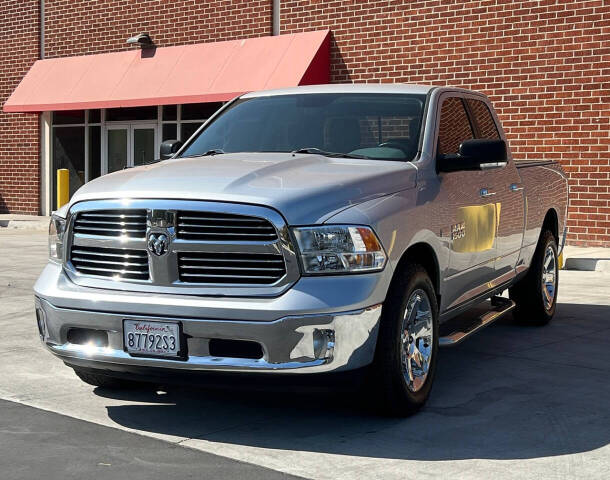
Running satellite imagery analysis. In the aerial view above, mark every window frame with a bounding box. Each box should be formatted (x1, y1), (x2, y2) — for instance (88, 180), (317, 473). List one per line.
(51, 109), (102, 208)
(435, 95), (475, 158)
(433, 91), (508, 173)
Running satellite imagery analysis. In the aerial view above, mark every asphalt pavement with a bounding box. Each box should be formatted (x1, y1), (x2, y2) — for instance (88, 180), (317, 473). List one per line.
(1, 229), (609, 479)
(0, 399), (301, 480)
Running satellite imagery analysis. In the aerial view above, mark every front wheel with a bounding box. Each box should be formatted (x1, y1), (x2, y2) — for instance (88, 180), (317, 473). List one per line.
(509, 230), (559, 325)
(372, 265), (439, 416)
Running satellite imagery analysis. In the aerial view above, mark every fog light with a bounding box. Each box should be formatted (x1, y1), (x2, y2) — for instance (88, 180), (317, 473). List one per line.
(66, 328), (109, 348)
(35, 308), (47, 338)
(313, 329), (335, 359)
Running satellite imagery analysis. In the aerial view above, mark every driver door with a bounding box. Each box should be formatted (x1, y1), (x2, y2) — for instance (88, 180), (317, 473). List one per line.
(437, 95), (499, 309)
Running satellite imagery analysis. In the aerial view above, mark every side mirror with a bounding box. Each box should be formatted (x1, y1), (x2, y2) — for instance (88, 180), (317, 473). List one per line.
(437, 139), (507, 173)
(160, 139), (183, 160)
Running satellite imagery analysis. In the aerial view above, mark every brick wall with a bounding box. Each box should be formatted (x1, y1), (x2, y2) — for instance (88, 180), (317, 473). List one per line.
(0, 1), (40, 214)
(1, 0), (609, 246)
(44, 0), (272, 58)
(282, 0), (610, 247)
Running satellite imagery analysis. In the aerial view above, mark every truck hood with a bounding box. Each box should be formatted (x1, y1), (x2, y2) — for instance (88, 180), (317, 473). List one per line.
(69, 152), (417, 225)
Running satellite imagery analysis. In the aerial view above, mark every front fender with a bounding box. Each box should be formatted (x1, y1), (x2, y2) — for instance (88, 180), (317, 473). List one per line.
(323, 189), (450, 285)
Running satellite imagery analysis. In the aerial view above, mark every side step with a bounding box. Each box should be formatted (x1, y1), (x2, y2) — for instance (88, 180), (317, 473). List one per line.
(439, 296), (516, 347)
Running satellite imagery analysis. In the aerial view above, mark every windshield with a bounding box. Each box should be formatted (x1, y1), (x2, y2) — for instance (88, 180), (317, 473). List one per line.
(179, 93), (426, 161)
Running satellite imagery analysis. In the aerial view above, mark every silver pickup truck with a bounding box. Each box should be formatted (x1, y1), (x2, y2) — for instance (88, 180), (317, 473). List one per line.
(35, 84), (569, 415)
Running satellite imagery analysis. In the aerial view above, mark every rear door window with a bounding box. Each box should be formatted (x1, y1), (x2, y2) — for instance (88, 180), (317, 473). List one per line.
(465, 99), (500, 140)
(437, 97), (474, 156)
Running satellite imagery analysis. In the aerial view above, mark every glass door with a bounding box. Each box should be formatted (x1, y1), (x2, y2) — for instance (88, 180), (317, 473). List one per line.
(105, 123), (157, 173)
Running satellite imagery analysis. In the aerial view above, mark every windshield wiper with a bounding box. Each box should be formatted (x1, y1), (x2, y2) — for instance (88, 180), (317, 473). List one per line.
(179, 149), (225, 159)
(291, 147), (370, 159)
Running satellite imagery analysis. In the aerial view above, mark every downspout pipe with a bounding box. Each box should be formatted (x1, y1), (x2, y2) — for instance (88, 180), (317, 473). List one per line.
(40, 0), (48, 215)
(40, 0), (45, 58)
(272, 0), (280, 36)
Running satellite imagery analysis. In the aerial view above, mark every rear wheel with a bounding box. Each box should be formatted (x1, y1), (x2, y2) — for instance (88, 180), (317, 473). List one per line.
(509, 230), (558, 325)
(372, 264), (439, 416)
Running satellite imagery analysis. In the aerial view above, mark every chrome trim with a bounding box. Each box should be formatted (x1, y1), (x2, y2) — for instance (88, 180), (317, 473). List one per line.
(64, 199), (300, 297)
(38, 298), (383, 374)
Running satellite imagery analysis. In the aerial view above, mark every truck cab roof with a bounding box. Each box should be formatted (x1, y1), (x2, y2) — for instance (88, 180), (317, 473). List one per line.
(241, 83), (486, 99)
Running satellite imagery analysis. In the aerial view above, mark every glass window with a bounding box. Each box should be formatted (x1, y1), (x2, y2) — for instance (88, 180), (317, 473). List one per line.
(53, 127), (85, 209)
(106, 106), (157, 122)
(163, 105), (177, 121)
(88, 126), (101, 180)
(162, 123), (177, 141)
(465, 99), (500, 140)
(181, 123), (202, 143)
(52, 110), (85, 125)
(437, 97), (474, 156)
(181, 102), (222, 120)
(179, 94), (425, 161)
(88, 109), (101, 124)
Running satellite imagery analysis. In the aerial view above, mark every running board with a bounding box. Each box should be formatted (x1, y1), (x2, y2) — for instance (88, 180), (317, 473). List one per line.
(439, 296), (516, 347)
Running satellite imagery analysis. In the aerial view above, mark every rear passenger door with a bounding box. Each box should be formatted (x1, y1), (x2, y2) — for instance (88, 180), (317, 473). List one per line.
(436, 95), (498, 309)
(464, 97), (525, 280)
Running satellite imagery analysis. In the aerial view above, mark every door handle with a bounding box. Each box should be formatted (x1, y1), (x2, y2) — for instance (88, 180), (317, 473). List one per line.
(509, 183), (524, 192)
(480, 188), (496, 198)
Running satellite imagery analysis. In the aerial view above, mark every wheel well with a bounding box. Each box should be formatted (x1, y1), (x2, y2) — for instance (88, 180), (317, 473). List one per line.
(393, 243), (440, 299)
(542, 209), (559, 244)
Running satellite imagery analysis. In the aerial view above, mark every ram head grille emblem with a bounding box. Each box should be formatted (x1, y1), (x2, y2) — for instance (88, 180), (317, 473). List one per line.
(147, 233), (169, 256)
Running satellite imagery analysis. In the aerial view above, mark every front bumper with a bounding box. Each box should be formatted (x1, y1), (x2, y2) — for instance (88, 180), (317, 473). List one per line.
(34, 263), (389, 374)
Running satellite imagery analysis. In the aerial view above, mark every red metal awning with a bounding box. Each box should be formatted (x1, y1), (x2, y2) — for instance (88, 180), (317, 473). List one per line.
(3, 30), (330, 113)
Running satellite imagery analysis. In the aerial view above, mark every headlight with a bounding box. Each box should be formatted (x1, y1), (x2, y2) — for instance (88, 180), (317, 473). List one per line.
(48, 215), (67, 263)
(292, 225), (387, 275)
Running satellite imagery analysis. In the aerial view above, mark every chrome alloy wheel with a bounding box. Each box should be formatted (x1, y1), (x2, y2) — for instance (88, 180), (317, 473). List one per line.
(541, 245), (557, 311)
(400, 289), (434, 392)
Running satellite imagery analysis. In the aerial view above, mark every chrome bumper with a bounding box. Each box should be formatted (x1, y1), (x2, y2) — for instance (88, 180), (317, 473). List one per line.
(36, 298), (382, 374)
(34, 262), (390, 374)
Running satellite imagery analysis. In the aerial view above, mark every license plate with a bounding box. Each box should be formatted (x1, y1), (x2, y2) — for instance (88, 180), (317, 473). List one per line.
(123, 320), (181, 358)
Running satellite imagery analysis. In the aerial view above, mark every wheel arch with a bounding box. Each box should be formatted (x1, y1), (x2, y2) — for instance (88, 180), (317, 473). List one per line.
(542, 208), (559, 244)
(391, 242), (441, 303)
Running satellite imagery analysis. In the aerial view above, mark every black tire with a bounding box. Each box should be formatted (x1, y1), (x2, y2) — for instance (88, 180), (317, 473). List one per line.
(371, 264), (439, 416)
(509, 230), (558, 325)
(72, 368), (139, 389)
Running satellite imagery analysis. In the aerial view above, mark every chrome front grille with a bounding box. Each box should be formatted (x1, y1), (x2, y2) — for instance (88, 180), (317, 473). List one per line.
(65, 199), (299, 296)
(73, 209), (147, 238)
(178, 252), (286, 284)
(176, 211), (278, 241)
(70, 246), (149, 280)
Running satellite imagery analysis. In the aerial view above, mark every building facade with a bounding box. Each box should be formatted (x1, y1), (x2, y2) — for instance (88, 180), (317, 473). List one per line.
(1, 0), (608, 246)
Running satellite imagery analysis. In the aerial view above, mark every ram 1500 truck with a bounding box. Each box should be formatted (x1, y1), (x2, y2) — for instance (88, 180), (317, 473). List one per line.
(35, 84), (569, 415)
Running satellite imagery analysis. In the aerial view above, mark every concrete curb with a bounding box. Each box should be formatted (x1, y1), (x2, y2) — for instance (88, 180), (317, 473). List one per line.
(0, 216), (49, 231)
(565, 257), (610, 273)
